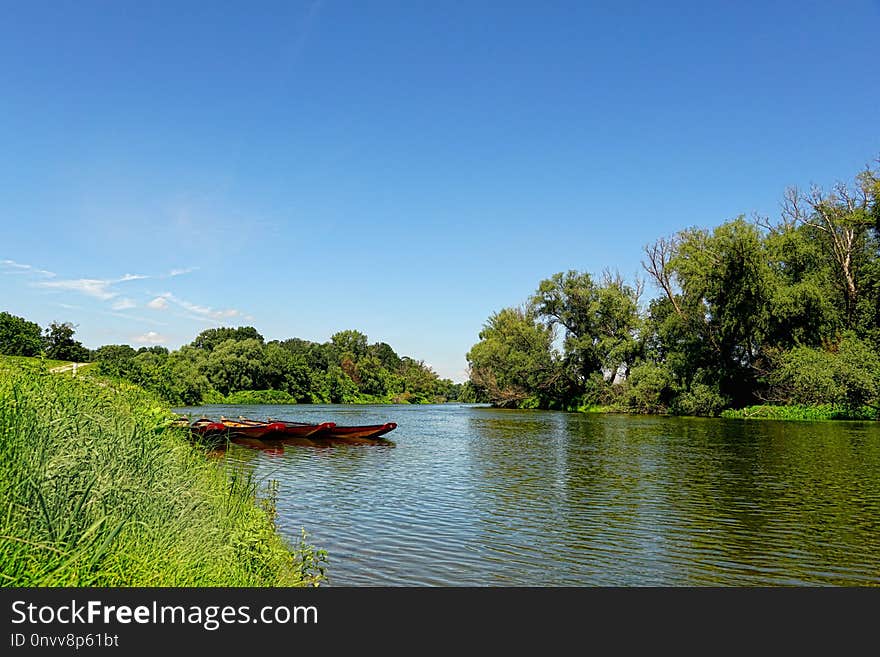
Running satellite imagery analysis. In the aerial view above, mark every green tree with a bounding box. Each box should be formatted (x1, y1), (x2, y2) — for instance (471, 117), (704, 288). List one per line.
(205, 338), (267, 395)
(264, 343), (313, 401)
(330, 330), (369, 362)
(467, 307), (559, 408)
(191, 326), (264, 351)
(94, 344), (138, 378)
(43, 322), (90, 362)
(0, 312), (43, 357)
(324, 365), (359, 403)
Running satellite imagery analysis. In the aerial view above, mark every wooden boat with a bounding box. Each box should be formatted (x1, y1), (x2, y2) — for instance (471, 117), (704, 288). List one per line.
(218, 417), (287, 439)
(238, 416), (336, 438)
(323, 422), (397, 440)
(265, 417), (397, 440)
(189, 418), (227, 436)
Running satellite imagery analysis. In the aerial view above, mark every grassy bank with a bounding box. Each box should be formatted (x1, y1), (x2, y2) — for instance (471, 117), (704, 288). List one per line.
(0, 357), (326, 586)
(575, 401), (878, 421)
(720, 404), (878, 421)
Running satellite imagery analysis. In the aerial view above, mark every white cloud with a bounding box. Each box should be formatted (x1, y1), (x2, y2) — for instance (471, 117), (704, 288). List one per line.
(134, 331), (166, 344)
(158, 292), (243, 322)
(147, 295), (170, 310)
(116, 273), (149, 283)
(112, 298), (136, 310)
(1, 259), (56, 277)
(36, 278), (117, 300)
(167, 266), (198, 277)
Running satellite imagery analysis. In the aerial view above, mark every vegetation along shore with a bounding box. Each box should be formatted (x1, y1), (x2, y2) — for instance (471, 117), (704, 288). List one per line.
(0, 356), (326, 586)
(466, 161), (880, 419)
(0, 317), (478, 407)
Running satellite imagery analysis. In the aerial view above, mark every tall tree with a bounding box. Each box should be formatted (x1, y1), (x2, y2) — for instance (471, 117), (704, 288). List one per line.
(467, 307), (559, 408)
(43, 322), (90, 362)
(0, 311), (43, 357)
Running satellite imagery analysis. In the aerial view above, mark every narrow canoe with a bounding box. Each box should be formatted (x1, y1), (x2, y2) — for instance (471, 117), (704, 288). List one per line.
(323, 422), (397, 440)
(265, 418), (397, 440)
(240, 417), (336, 438)
(219, 418), (287, 439)
(190, 418), (226, 435)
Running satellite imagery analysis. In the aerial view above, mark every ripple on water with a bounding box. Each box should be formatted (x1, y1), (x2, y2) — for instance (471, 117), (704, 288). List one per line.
(176, 404), (880, 586)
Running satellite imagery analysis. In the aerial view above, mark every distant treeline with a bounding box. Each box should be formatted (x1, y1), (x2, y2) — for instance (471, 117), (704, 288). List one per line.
(467, 160), (880, 418)
(0, 317), (477, 406)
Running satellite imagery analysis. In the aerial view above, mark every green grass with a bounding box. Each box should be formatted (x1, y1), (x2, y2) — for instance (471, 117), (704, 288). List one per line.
(1, 355), (76, 371)
(577, 404), (618, 414)
(720, 404), (878, 421)
(0, 359), (326, 586)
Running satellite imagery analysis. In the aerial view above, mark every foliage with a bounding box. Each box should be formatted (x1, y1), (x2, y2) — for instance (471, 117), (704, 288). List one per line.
(0, 358), (324, 586)
(43, 321), (90, 362)
(467, 159), (880, 419)
(86, 325), (462, 406)
(225, 389), (298, 404)
(0, 311), (43, 356)
(466, 307), (560, 408)
(720, 404), (877, 421)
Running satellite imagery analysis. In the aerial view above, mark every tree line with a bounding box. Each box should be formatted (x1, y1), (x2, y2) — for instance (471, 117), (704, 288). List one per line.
(467, 161), (880, 418)
(0, 317), (474, 406)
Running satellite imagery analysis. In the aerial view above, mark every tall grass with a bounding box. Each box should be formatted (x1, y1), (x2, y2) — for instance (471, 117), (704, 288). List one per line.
(0, 359), (325, 586)
(720, 404), (878, 421)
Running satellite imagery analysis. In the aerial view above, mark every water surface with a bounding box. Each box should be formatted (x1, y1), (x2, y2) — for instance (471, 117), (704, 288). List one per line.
(177, 404), (880, 586)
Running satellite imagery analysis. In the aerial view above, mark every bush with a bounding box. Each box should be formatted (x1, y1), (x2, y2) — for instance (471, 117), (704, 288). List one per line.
(671, 382), (729, 417)
(225, 389), (298, 404)
(618, 363), (677, 413)
(770, 334), (880, 412)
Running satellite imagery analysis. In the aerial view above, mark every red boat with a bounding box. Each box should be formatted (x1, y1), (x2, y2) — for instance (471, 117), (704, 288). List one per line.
(189, 418), (227, 435)
(238, 417), (336, 438)
(323, 422), (397, 440)
(219, 417), (287, 439)
(265, 417), (397, 440)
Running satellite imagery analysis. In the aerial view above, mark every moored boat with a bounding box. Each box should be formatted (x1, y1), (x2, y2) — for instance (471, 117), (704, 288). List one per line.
(189, 418), (227, 436)
(218, 417), (287, 439)
(264, 417), (397, 440)
(323, 422), (397, 440)
(240, 417), (336, 438)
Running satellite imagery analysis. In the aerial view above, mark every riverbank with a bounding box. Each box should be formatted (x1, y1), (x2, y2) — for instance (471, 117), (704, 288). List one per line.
(577, 401), (878, 421)
(577, 404), (879, 421)
(0, 357), (325, 586)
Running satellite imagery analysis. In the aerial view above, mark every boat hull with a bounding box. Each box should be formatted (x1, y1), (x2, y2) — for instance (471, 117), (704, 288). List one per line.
(323, 422), (397, 440)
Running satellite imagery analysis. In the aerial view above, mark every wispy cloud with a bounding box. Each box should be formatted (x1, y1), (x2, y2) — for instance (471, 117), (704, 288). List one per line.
(147, 291), (243, 323)
(1, 259), (56, 277)
(147, 295), (170, 310)
(116, 273), (149, 283)
(36, 278), (118, 301)
(167, 266), (198, 278)
(134, 331), (166, 345)
(112, 298), (137, 310)
(34, 270), (149, 302)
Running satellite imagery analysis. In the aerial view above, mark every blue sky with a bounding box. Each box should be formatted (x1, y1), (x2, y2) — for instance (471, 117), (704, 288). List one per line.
(2, 1), (878, 381)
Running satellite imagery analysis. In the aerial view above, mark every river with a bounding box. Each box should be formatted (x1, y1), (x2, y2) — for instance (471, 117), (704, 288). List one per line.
(175, 403), (880, 586)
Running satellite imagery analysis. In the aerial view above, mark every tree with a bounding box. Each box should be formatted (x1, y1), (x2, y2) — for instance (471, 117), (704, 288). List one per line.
(264, 343), (313, 401)
(93, 344), (138, 378)
(779, 166), (877, 327)
(205, 338), (267, 395)
(0, 311), (43, 356)
(530, 270), (641, 387)
(191, 326), (264, 351)
(324, 365), (359, 403)
(467, 307), (560, 408)
(330, 330), (369, 361)
(43, 322), (90, 362)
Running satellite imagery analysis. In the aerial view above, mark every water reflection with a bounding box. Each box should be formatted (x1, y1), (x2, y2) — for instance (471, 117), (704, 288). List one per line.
(177, 403), (880, 586)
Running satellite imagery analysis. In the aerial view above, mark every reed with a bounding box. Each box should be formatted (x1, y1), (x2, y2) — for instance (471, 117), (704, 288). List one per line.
(0, 358), (326, 586)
